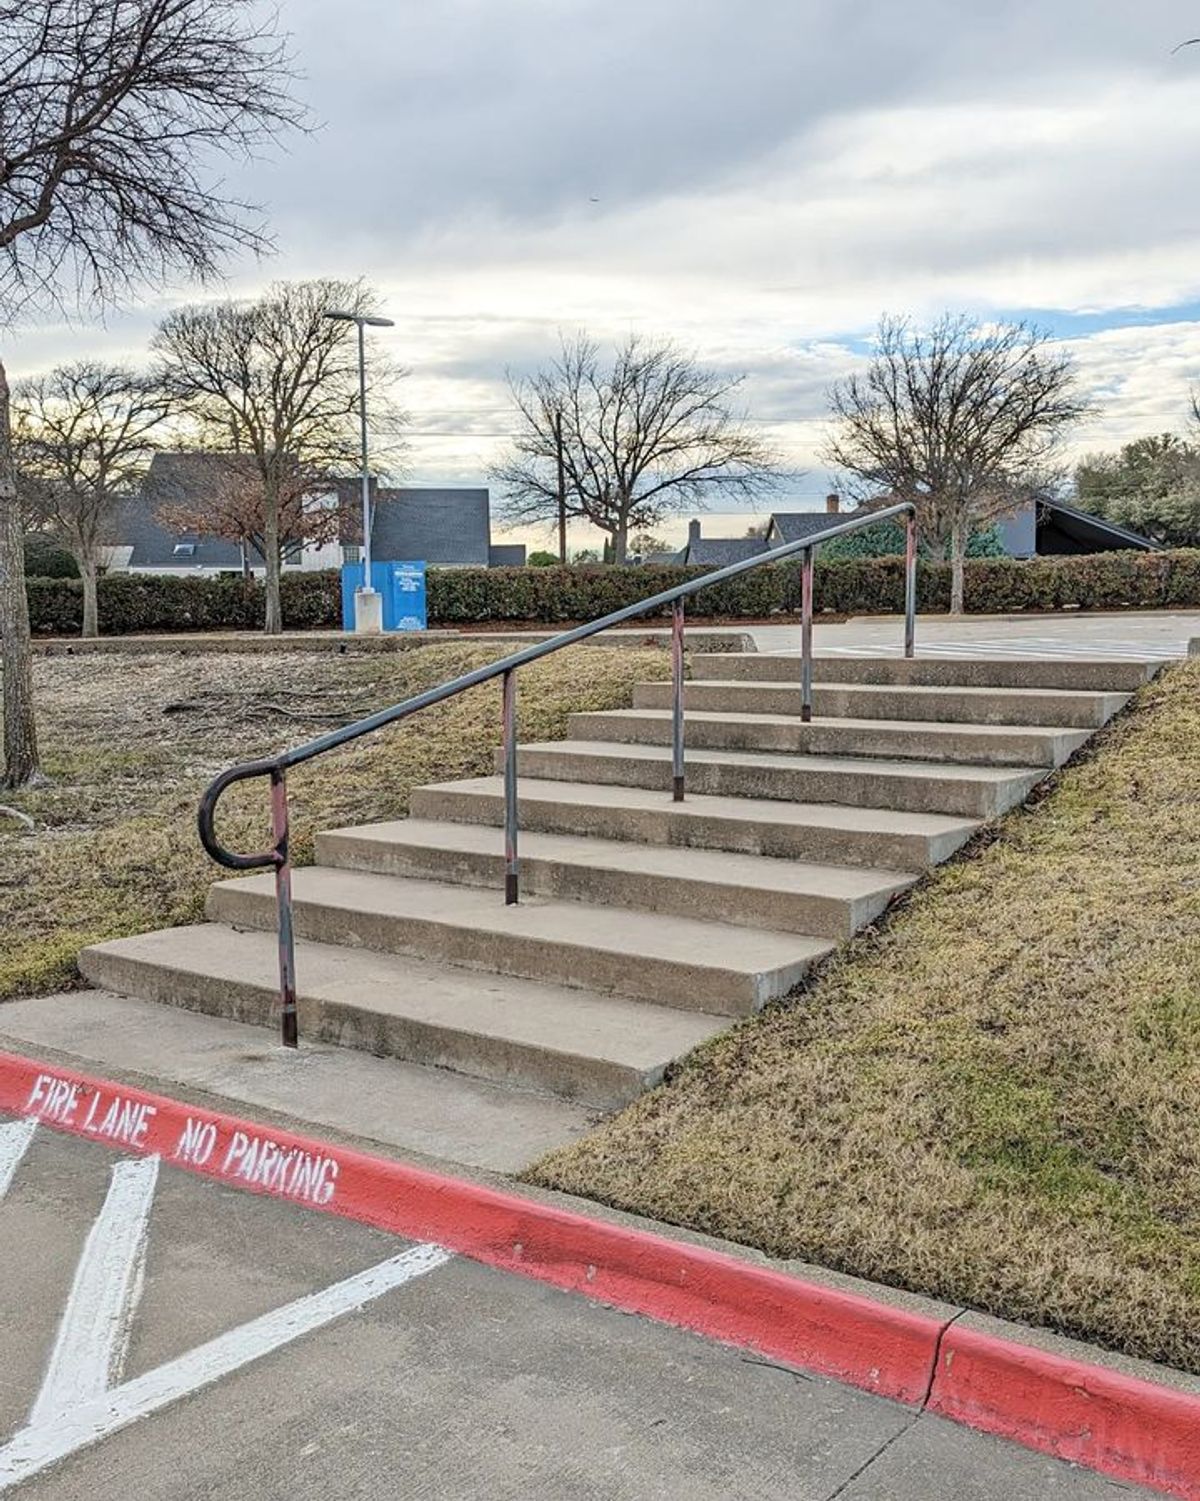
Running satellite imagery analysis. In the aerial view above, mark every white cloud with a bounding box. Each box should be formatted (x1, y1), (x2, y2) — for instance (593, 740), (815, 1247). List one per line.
(6, 0), (1200, 499)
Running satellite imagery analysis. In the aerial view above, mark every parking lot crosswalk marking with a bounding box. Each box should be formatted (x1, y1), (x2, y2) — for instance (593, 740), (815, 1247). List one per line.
(0, 1239), (451, 1492)
(30, 1154), (160, 1427)
(0, 1121), (35, 1200)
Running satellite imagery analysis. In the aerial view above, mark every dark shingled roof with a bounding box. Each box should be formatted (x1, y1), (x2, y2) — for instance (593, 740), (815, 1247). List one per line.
(768, 512), (839, 545)
(1039, 500), (1159, 553)
(683, 536), (771, 566)
(370, 487), (492, 566)
(119, 458), (511, 570)
(117, 452), (258, 569)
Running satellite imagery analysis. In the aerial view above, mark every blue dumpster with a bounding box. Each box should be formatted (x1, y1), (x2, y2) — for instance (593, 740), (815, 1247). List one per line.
(340, 561), (427, 632)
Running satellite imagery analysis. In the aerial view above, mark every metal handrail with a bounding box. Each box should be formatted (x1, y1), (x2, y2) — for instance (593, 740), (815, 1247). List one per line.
(198, 501), (917, 1046)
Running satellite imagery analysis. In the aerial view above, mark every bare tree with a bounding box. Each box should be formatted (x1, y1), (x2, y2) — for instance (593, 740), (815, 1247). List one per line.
(493, 334), (779, 564)
(823, 315), (1087, 613)
(14, 363), (168, 636)
(0, 0), (307, 787)
(153, 453), (347, 579)
(153, 279), (404, 633)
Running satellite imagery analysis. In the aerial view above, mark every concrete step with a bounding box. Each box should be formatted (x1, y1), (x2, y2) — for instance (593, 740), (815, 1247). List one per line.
(0, 989), (595, 1174)
(511, 740), (1043, 819)
(633, 679), (1130, 729)
(568, 708), (1088, 769)
(411, 776), (981, 871)
(205, 868), (834, 1014)
(77, 924), (728, 1111)
(690, 653), (1165, 693)
(316, 819), (915, 939)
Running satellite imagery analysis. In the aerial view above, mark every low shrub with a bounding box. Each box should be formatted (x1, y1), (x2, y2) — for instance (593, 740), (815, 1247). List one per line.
(23, 534), (80, 579)
(24, 548), (1200, 636)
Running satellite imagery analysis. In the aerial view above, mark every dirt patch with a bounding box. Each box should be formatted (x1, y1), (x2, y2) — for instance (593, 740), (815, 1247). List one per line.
(528, 660), (1200, 1375)
(0, 641), (670, 998)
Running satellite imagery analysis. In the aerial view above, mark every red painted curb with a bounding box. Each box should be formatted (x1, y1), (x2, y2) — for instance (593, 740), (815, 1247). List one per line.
(928, 1323), (1200, 1500)
(7, 1047), (1199, 1497)
(0, 1050), (940, 1405)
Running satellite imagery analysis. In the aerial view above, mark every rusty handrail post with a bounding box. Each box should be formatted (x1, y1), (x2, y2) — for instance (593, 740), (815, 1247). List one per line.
(800, 546), (814, 722)
(502, 668), (519, 904)
(269, 768), (299, 1048)
(671, 599), (685, 801)
(904, 510), (917, 659)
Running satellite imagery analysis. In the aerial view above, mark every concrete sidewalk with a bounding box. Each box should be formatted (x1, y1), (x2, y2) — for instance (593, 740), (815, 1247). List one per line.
(0, 1125), (1150, 1499)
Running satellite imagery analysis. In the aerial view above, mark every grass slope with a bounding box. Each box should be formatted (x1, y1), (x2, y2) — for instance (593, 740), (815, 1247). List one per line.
(0, 641), (668, 998)
(530, 660), (1200, 1373)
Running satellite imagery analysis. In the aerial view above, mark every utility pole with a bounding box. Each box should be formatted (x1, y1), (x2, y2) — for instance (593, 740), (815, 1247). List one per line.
(554, 409), (567, 564)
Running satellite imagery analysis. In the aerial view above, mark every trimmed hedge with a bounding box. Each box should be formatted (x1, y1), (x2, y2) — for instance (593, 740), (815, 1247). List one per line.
(23, 549), (1200, 636)
(26, 571), (339, 636)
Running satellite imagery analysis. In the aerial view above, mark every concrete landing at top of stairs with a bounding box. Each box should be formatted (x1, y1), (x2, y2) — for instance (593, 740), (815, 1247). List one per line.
(0, 990), (594, 1174)
(691, 653), (1165, 692)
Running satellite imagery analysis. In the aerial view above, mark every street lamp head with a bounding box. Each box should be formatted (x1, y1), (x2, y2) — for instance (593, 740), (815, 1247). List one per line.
(324, 309), (394, 327)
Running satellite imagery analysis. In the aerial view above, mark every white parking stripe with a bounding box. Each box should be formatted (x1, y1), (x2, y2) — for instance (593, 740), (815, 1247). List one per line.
(29, 1154), (160, 1426)
(0, 1120), (36, 1199)
(0, 1242), (451, 1493)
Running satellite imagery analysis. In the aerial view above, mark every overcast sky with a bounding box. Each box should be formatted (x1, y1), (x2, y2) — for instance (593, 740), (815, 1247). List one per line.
(8, 0), (1200, 546)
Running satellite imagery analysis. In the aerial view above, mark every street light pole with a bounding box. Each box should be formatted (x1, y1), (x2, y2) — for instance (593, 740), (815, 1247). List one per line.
(325, 308), (394, 634)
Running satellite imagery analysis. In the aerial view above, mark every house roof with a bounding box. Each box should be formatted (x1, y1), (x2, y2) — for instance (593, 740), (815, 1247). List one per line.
(1040, 500), (1159, 552)
(488, 543), (528, 567)
(124, 452), (266, 569)
(121, 459), (506, 570)
(684, 536), (771, 567)
(370, 487), (493, 566)
(110, 495), (249, 571)
(768, 512), (840, 545)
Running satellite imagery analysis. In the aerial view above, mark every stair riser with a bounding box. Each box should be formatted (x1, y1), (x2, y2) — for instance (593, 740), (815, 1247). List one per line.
(409, 785), (970, 870)
(633, 681), (1127, 729)
(316, 831), (902, 938)
(569, 710), (1080, 768)
(77, 945), (649, 1110)
(514, 746), (1039, 819)
(690, 655), (1161, 692)
(206, 883), (806, 1015)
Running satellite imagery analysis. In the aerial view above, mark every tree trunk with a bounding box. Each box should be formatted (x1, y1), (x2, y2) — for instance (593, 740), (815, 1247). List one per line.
(612, 517), (628, 565)
(0, 358), (40, 788)
(949, 512), (967, 616)
(80, 555), (99, 639)
(262, 484), (282, 635)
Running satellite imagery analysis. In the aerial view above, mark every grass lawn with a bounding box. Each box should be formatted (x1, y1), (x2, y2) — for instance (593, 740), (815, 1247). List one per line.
(0, 641), (669, 999)
(530, 659), (1200, 1374)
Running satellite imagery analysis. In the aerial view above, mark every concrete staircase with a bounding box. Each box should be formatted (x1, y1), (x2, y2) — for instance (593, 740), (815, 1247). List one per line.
(67, 650), (1161, 1167)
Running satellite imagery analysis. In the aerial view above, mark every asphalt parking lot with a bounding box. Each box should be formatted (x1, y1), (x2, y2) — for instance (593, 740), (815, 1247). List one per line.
(0, 1117), (1154, 1500)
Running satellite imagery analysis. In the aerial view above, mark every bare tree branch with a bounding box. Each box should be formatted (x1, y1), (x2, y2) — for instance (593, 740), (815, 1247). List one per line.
(822, 314), (1088, 612)
(152, 278), (406, 630)
(0, 0), (307, 784)
(0, 0), (312, 320)
(492, 332), (781, 563)
(13, 359), (169, 635)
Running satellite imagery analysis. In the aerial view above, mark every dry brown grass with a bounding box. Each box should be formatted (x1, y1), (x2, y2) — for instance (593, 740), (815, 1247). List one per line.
(530, 659), (1200, 1373)
(0, 641), (669, 999)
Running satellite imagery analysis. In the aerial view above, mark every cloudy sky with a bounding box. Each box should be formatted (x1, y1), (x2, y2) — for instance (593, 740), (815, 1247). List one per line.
(8, 0), (1200, 547)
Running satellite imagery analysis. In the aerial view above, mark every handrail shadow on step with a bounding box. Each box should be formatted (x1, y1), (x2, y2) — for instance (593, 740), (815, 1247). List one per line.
(198, 502), (918, 1047)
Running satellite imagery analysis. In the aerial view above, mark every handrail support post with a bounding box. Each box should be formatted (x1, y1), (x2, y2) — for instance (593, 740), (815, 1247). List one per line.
(671, 599), (685, 801)
(502, 668), (519, 903)
(904, 509), (917, 659)
(800, 547), (814, 722)
(269, 768), (299, 1049)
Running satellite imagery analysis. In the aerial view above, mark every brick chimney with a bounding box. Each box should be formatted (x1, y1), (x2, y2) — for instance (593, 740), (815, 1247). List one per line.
(825, 492), (841, 515)
(688, 518), (701, 544)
